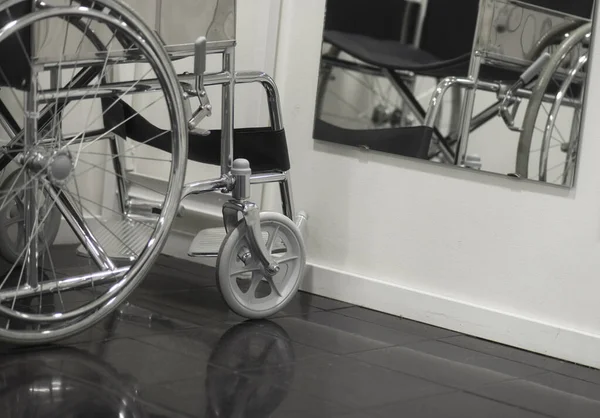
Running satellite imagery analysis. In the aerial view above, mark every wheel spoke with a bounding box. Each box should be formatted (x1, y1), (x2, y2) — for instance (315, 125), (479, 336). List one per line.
(266, 225), (280, 253)
(245, 271), (264, 302)
(230, 266), (261, 278)
(266, 275), (282, 297)
(275, 255), (298, 265)
(4, 218), (23, 227)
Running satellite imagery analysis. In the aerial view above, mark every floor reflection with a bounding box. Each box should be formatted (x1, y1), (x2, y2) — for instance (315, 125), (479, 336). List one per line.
(205, 321), (294, 418)
(1, 254), (599, 418)
(0, 315), (295, 418)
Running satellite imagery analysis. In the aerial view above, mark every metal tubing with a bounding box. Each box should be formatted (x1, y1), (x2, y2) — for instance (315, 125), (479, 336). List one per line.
(0, 267), (129, 303)
(110, 136), (129, 214)
(36, 40), (238, 71)
(104, 64), (130, 216)
(455, 54), (482, 166)
(469, 101), (502, 133)
(279, 172), (296, 221)
(37, 71), (232, 103)
(221, 47), (235, 175)
(425, 78), (472, 124)
(24, 71), (39, 289)
(384, 69), (454, 162)
(320, 56), (414, 78)
(235, 71), (284, 130)
(181, 176), (230, 199)
(45, 184), (116, 272)
(250, 172), (287, 184)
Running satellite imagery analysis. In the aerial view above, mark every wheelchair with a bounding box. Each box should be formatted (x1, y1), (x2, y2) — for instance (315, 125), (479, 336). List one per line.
(315, 0), (593, 186)
(0, 0), (307, 344)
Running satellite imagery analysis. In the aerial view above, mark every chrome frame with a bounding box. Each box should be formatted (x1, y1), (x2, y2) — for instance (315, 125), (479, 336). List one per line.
(0, 1), (189, 338)
(0, 1), (299, 311)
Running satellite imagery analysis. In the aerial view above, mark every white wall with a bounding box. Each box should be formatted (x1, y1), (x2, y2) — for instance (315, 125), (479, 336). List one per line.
(272, 0), (600, 368)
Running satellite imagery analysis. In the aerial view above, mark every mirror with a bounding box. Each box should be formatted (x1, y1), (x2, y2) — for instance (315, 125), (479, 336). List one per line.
(313, 0), (595, 187)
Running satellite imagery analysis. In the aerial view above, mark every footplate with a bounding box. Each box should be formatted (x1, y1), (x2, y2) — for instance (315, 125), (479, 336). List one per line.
(188, 227), (285, 258)
(76, 218), (155, 262)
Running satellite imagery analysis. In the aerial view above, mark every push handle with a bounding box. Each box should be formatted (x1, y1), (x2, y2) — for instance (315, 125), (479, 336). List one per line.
(520, 52), (551, 85)
(194, 36), (207, 77)
(189, 36), (212, 135)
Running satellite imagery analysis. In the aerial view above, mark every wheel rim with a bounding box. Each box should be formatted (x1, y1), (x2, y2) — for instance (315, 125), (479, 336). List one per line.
(0, 1), (187, 343)
(222, 216), (304, 315)
(516, 23), (591, 184)
(317, 46), (414, 130)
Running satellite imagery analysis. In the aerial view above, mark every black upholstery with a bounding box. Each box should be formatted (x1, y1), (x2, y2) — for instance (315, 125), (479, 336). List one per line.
(526, 0), (594, 18)
(103, 99), (291, 172)
(323, 0), (594, 79)
(419, 0), (480, 61)
(313, 119), (433, 160)
(324, 0), (408, 41)
(0, 2), (32, 89)
(324, 30), (473, 78)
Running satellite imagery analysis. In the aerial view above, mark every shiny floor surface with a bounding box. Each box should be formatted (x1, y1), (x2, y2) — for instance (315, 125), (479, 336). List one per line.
(1, 254), (600, 418)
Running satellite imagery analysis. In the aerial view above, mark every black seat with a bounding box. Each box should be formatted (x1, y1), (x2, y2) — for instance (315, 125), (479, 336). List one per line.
(323, 0), (593, 82)
(323, 0), (484, 78)
(323, 31), (471, 78)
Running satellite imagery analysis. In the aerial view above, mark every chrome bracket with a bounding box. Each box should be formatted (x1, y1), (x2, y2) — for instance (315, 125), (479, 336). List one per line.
(222, 159), (280, 277)
(188, 37), (212, 136)
(499, 52), (551, 133)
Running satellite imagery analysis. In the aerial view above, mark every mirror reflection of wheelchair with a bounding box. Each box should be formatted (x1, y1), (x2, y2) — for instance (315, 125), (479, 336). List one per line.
(315, 0), (594, 187)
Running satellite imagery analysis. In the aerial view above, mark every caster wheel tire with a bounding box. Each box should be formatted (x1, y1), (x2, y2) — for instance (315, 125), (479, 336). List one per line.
(216, 212), (306, 319)
(0, 169), (61, 264)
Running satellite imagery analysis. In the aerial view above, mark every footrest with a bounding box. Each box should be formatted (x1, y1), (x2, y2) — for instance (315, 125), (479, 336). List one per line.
(76, 218), (155, 261)
(188, 227), (228, 257)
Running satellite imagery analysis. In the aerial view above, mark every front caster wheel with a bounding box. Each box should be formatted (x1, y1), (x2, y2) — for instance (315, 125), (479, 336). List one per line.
(216, 212), (306, 319)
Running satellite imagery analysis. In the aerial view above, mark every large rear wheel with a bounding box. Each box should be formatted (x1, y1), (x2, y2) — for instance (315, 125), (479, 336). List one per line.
(0, 0), (187, 344)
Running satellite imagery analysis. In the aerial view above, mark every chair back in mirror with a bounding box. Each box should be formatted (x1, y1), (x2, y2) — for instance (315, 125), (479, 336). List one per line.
(324, 0), (408, 41)
(525, 0), (594, 18)
(419, 0), (480, 60)
(474, 0), (591, 69)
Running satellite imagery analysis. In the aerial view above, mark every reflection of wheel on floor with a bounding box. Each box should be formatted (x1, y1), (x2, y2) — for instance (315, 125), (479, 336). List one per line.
(0, 169), (61, 263)
(216, 212), (306, 319)
(206, 320), (295, 418)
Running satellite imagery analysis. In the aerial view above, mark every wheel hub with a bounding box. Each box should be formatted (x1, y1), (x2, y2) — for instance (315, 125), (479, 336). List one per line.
(24, 149), (74, 187)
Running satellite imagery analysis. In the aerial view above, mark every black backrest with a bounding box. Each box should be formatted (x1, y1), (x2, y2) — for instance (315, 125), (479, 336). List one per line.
(524, 0), (595, 18)
(324, 0), (408, 41)
(419, 0), (595, 61)
(420, 0), (480, 60)
(324, 0), (595, 62)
